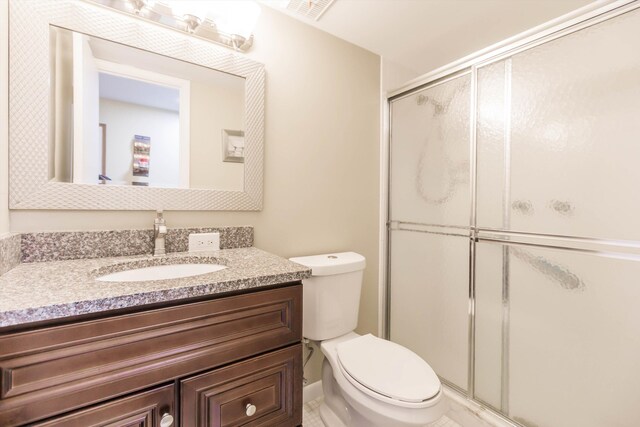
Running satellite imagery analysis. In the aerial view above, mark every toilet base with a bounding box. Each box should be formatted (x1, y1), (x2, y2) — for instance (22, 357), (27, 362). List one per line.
(319, 402), (347, 427)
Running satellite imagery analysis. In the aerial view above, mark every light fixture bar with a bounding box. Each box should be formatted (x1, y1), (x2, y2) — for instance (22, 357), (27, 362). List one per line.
(84, 0), (255, 52)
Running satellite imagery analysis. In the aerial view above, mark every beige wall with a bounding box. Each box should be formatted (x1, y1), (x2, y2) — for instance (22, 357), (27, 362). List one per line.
(2, 5), (380, 380)
(189, 80), (244, 191)
(382, 58), (418, 94)
(99, 98), (181, 186)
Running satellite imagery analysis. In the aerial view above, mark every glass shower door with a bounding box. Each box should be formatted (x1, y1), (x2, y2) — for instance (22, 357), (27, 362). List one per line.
(389, 4), (640, 427)
(475, 242), (640, 427)
(476, 8), (640, 240)
(388, 73), (471, 391)
(474, 6), (640, 427)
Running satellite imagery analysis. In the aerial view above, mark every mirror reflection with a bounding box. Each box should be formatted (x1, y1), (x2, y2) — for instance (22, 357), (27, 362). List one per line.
(50, 26), (246, 190)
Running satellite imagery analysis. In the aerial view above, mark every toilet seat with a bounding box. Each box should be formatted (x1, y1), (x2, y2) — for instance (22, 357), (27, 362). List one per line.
(336, 334), (441, 408)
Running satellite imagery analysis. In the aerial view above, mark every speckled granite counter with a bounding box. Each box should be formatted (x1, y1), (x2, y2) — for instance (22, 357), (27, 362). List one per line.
(0, 247), (311, 328)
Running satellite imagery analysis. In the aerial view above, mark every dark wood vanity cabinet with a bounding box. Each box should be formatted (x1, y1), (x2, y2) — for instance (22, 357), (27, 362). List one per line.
(33, 384), (176, 427)
(181, 345), (301, 427)
(0, 283), (303, 427)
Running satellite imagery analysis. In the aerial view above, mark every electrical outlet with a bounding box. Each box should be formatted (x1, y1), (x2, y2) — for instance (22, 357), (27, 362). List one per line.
(188, 232), (220, 252)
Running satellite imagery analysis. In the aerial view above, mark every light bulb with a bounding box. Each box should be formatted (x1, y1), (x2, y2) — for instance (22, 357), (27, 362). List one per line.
(165, 0), (212, 20)
(163, 0), (261, 45)
(209, 1), (261, 39)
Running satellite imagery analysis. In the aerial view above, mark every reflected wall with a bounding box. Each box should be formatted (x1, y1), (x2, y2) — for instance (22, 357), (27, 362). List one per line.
(49, 26), (246, 190)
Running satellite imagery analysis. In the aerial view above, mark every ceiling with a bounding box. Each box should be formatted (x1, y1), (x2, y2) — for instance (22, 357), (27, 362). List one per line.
(264, 0), (594, 78)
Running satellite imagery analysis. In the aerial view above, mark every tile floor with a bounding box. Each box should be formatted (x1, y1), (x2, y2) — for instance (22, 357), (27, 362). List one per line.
(302, 397), (462, 427)
(303, 397), (325, 427)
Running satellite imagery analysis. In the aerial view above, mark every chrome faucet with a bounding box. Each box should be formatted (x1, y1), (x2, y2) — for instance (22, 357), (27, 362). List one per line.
(153, 210), (167, 256)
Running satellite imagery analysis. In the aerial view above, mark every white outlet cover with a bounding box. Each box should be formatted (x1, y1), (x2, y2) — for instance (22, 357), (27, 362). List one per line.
(188, 232), (221, 252)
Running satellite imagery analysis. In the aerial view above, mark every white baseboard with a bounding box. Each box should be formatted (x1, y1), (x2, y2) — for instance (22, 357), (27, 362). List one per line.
(443, 385), (518, 427)
(303, 380), (323, 403)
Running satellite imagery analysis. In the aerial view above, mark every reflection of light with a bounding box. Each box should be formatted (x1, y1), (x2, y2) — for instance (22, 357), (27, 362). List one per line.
(165, 1), (212, 21)
(209, 1), (262, 40)
(165, 0), (261, 40)
(479, 98), (504, 128)
(125, 0), (146, 14)
(127, 0), (168, 21)
(111, 0), (263, 50)
(542, 122), (569, 151)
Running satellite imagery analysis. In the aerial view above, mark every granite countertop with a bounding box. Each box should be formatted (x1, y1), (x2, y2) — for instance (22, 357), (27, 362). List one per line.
(0, 247), (311, 328)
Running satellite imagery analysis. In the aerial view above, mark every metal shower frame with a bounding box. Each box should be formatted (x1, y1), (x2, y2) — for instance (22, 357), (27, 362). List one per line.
(383, 1), (640, 425)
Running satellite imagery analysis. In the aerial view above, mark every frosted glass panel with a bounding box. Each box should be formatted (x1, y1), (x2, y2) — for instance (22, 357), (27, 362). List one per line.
(389, 230), (469, 390)
(476, 8), (640, 240)
(476, 61), (508, 231)
(476, 242), (640, 427)
(390, 7), (640, 427)
(473, 243), (503, 410)
(390, 74), (470, 226)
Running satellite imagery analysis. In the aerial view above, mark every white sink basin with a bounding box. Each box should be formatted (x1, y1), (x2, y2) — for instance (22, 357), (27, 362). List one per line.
(96, 263), (226, 282)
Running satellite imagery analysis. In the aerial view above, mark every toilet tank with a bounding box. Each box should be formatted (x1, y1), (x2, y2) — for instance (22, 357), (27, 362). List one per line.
(289, 252), (366, 341)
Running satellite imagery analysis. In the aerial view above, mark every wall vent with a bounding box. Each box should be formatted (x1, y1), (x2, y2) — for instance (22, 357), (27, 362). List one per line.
(285, 0), (337, 21)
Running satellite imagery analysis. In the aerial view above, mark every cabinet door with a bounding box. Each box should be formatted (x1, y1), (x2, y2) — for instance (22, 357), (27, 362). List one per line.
(181, 345), (302, 427)
(0, 285), (301, 426)
(33, 384), (175, 427)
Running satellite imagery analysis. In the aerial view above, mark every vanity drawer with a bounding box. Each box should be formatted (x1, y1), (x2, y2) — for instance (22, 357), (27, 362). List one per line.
(33, 384), (175, 427)
(181, 344), (302, 427)
(0, 284), (302, 426)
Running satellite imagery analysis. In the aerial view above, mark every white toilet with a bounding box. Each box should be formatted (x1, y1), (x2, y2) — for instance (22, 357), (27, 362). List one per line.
(290, 252), (447, 427)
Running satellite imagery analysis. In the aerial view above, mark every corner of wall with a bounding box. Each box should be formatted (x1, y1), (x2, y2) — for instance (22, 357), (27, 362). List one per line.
(381, 58), (419, 94)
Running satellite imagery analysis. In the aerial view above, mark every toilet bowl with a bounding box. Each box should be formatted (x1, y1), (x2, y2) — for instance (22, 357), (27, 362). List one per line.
(290, 252), (448, 426)
(320, 332), (447, 426)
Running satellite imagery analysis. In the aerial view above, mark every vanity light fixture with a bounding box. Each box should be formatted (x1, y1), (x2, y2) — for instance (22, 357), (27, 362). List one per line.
(89, 0), (261, 52)
(126, 0), (146, 14)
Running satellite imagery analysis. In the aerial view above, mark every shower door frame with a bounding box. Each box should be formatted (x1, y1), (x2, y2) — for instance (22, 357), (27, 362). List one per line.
(383, 0), (640, 424)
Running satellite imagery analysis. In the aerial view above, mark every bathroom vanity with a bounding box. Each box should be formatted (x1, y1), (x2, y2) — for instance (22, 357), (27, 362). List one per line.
(0, 240), (310, 427)
(1, 0), (302, 423)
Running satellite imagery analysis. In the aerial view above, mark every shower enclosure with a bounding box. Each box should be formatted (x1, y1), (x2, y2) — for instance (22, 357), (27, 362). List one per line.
(386, 3), (640, 427)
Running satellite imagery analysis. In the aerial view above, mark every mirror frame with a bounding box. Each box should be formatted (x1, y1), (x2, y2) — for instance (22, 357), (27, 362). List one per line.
(9, 0), (264, 210)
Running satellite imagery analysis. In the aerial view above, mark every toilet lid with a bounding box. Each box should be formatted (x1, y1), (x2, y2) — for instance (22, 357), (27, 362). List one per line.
(336, 334), (441, 404)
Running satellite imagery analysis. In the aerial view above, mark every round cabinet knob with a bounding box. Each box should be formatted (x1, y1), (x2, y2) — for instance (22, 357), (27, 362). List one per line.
(160, 413), (174, 427)
(245, 403), (257, 417)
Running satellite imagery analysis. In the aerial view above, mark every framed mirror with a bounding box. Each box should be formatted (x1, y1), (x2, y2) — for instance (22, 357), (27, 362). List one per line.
(9, 0), (264, 210)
